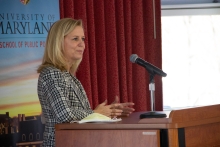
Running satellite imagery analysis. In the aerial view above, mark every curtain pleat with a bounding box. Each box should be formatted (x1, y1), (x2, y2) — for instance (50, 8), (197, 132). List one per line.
(123, 0), (133, 104)
(104, 1), (120, 103)
(59, 0), (74, 18)
(155, 0), (163, 111)
(115, 0), (129, 103)
(85, 0), (98, 107)
(93, 0), (108, 104)
(59, 0), (163, 111)
(130, 1), (148, 111)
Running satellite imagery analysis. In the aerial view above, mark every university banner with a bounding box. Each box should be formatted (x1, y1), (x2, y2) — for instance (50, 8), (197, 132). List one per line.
(0, 0), (60, 146)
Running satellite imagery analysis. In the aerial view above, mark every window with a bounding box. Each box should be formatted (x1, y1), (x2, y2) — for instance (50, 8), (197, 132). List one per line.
(161, 3), (220, 110)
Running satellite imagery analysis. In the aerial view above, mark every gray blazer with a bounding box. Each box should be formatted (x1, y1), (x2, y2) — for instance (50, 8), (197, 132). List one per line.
(37, 66), (93, 147)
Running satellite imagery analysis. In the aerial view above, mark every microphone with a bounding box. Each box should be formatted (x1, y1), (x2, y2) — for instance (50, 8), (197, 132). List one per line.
(130, 54), (167, 77)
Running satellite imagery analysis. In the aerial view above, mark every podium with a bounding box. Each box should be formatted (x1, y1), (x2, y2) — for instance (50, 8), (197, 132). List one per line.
(55, 104), (220, 147)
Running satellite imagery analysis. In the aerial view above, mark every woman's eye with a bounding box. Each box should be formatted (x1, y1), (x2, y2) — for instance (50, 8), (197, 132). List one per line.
(73, 38), (78, 41)
(72, 37), (85, 41)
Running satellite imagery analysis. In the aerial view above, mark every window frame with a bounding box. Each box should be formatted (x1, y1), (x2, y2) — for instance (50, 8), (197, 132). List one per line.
(161, 3), (220, 16)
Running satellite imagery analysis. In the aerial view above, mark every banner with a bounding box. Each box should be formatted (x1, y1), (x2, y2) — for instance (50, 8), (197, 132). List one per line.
(0, 0), (60, 146)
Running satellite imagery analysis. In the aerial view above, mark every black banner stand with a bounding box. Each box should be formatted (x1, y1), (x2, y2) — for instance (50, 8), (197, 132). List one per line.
(140, 74), (167, 119)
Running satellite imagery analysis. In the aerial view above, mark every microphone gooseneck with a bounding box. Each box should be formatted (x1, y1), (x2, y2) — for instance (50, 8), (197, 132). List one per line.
(130, 54), (168, 118)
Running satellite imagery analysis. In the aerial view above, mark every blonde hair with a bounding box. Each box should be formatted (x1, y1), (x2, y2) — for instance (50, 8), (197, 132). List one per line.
(37, 18), (83, 74)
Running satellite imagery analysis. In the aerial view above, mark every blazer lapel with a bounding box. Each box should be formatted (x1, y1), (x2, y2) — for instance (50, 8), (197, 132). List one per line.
(64, 72), (90, 109)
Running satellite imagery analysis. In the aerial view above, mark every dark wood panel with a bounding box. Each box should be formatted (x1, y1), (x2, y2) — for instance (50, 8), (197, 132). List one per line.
(56, 104), (220, 147)
(169, 104), (220, 123)
(56, 130), (160, 147)
(185, 122), (220, 147)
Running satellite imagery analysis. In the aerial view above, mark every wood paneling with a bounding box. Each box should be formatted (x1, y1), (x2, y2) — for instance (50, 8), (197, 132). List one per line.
(56, 104), (220, 147)
(56, 130), (160, 147)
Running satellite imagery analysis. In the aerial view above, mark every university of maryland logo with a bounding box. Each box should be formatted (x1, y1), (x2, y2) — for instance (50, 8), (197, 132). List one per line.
(20, 0), (30, 5)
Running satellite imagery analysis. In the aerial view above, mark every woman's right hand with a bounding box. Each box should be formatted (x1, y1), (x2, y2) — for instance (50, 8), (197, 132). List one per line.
(93, 100), (123, 117)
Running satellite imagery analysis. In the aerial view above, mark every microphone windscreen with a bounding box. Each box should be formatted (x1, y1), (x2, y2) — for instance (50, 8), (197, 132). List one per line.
(130, 54), (138, 63)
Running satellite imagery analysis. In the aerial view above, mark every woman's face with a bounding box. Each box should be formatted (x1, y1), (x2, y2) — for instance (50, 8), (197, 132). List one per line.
(63, 26), (85, 64)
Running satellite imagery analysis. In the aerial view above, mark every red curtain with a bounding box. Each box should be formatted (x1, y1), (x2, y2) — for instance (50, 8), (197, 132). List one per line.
(59, 0), (163, 112)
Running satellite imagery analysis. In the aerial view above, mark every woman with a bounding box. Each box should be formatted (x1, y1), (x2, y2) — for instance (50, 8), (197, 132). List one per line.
(37, 18), (134, 147)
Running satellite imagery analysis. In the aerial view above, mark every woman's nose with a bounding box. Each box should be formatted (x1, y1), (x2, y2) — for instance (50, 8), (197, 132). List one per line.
(78, 39), (85, 47)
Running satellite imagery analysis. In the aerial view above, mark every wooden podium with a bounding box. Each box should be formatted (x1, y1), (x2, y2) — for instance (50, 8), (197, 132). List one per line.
(55, 104), (220, 147)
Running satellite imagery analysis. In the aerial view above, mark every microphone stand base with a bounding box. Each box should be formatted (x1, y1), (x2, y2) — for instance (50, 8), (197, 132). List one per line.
(140, 111), (167, 119)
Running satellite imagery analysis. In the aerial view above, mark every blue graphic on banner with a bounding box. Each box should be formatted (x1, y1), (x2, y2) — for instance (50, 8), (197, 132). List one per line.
(0, 0), (59, 69)
(0, 0), (59, 146)
(0, 0), (60, 114)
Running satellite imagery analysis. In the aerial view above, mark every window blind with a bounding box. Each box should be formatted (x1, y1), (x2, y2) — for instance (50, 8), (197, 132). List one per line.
(161, 0), (219, 5)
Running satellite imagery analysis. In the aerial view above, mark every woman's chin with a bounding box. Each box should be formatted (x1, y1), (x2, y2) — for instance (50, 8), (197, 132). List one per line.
(74, 56), (83, 61)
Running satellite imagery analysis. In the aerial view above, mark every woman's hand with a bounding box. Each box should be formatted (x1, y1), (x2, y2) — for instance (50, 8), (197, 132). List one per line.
(94, 100), (123, 117)
(112, 96), (135, 117)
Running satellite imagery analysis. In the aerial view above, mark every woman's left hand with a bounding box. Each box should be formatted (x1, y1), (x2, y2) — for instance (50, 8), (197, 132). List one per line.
(112, 96), (135, 117)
